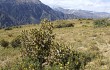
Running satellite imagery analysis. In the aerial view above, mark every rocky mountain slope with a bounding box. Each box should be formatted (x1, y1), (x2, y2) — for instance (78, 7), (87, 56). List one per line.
(0, 0), (65, 27)
(0, 11), (15, 28)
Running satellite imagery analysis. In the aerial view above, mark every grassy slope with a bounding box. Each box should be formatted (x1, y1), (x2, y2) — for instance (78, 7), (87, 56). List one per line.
(0, 19), (110, 70)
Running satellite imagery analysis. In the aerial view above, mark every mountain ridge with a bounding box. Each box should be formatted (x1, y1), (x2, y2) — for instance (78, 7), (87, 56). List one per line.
(0, 11), (15, 27)
(54, 7), (110, 18)
(0, 0), (65, 27)
(0, 0), (42, 4)
(0, 0), (110, 28)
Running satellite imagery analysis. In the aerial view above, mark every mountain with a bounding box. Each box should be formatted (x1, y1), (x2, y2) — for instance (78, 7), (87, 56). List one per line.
(54, 7), (110, 19)
(94, 12), (110, 18)
(0, 0), (65, 27)
(0, 11), (15, 28)
(1, 0), (110, 27)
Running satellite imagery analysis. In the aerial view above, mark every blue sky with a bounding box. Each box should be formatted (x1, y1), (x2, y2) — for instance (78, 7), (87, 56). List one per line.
(40, 0), (110, 12)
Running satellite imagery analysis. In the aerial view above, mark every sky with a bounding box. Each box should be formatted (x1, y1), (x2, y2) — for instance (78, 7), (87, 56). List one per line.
(40, 0), (110, 13)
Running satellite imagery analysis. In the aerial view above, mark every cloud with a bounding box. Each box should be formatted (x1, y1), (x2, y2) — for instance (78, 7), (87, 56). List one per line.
(40, 0), (110, 12)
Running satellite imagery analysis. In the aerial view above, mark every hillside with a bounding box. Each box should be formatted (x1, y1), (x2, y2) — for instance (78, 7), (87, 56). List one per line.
(0, 0), (65, 27)
(0, 11), (15, 28)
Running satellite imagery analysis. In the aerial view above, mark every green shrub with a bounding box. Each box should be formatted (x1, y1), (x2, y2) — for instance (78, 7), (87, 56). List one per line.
(0, 39), (9, 48)
(87, 18), (93, 20)
(8, 34), (13, 37)
(78, 19), (82, 21)
(80, 21), (83, 24)
(19, 19), (55, 70)
(51, 44), (97, 70)
(4, 27), (12, 30)
(13, 26), (22, 28)
(14, 19), (98, 70)
(55, 23), (74, 28)
(11, 36), (21, 48)
(94, 19), (110, 27)
(82, 25), (88, 27)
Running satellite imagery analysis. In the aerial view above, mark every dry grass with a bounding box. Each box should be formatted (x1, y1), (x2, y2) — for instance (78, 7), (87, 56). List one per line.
(0, 19), (110, 70)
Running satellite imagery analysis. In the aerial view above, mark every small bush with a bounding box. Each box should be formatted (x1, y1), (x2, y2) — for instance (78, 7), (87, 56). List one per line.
(4, 27), (12, 30)
(82, 25), (88, 27)
(13, 26), (22, 28)
(0, 27), (2, 29)
(80, 22), (83, 24)
(78, 19), (82, 21)
(55, 23), (74, 28)
(0, 39), (9, 48)
(8, 34), (13, 37)
(19, 19), (55, 70)
(14, 19), (97, 70)
(11, 36), (21, 48)
(87, 18), (93, 20)
(86, 21), (90, 24)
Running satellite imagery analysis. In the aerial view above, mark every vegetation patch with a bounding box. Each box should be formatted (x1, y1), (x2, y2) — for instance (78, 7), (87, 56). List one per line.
(7, 20), (99, 70)
(0, 19), (110, 70)
(11, 36), (21, 48)
(4, 27), (13, 30)
(94, 18), (110, 27)
(54, 23), (74, 28)
(0, 39), (9, 48)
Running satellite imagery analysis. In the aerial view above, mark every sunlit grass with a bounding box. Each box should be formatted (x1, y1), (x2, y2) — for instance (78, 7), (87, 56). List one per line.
(0, 19), (110, 69)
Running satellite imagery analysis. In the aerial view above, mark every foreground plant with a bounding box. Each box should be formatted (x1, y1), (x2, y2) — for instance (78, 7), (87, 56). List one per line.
(19, 19), (55, 70)
(0, 39), (9, 48)
(16, 19), (100, 70)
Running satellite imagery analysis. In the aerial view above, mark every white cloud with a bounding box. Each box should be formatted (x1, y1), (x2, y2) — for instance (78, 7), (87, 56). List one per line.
(40, 0), (110, 13)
